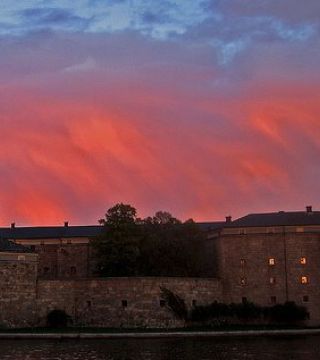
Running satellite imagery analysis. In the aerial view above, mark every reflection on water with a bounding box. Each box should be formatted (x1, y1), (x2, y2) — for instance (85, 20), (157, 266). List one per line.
(1, 336), (319, 360)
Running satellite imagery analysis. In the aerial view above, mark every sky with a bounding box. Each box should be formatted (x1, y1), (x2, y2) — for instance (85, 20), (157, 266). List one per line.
(0, 0), (320, 225)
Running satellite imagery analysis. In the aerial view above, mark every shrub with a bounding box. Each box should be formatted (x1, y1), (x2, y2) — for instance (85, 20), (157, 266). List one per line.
(265, 302), (309, 323)
(160, 287), (188, 321)
(47, 309), (72, 328)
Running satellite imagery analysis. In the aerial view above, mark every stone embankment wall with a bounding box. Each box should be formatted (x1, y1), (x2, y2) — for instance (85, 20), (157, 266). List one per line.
(36, 277), (222, 328)
(0, 253), (38, 328)
(0, 256), (222, 328)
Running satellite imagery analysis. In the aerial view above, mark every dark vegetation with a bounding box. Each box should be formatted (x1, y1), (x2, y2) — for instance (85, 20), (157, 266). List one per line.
(160, 288), (309, 326)
(92, 203), (210, 277)
(46, 309), (72, 328)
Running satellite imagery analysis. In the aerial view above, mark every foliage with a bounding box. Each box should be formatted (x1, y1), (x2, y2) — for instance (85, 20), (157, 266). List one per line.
(92, 203), (208, 277)
(264, 302), (309, 323)
(47, 309), (72, 328)
(190, 301), (308, 325)
(160, 287), (188, 321)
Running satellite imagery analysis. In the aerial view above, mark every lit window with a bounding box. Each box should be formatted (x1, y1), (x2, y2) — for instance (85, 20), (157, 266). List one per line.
(270, 296), (277, 304)
(296, 227), (304, 233)
(301, 276), (308, 284)
(268, 258), (275, 266)
(303, 295), (309, 302)
(269, 277), (276, 284)
(240, 259), (246, 266)
(17, 255), (26, 261)
(240, 277), (247, 286)
(300, 257), (307, 265)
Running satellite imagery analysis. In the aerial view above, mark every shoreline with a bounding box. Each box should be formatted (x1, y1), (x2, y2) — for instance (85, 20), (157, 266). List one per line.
(1, 328), (320, 340)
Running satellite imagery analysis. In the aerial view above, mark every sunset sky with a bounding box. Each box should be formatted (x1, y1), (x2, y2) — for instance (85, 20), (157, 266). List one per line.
(1, 0), (320, 225)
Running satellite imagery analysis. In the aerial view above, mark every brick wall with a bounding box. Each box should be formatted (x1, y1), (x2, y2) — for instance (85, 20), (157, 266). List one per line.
(35, 277), (222, 328)
(217, 230), (320, 325)
(0, 253), (38, 328)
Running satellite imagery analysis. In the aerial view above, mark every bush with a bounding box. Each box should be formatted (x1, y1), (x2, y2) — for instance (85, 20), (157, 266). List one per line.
(47, 309), (72, 328)
(160, 287), (188, 321)
(264, 302), (309, 323)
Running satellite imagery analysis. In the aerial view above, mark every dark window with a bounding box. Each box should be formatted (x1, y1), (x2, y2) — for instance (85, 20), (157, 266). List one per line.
(43, 267), (50, 274)
(160, 300), (166, 307)
(242, 297), (247, 304)
(192, 300), (197, 307)
(87, 300), (92, 307)
(303, 295), (309, 302)
(30, 245), (36, 251)
(70, 266), (77, 275)
(122, 300), (128, 308)
(270, 296), (277, 304)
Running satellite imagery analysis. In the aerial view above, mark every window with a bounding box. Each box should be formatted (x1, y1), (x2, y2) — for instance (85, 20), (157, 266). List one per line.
(268, 258), (275, 266)
(270, 296), (277, 304)
(242, 297), (247, 304)
(303, 295), (309, 302)
(296, 227), (304, 233)
(192, 300), (197, 307)
(240, 277), (247, 286)
(240, 259), (246, 266)
(122, 300), (128, 308)
(300, 257), (307, 265)
(30, 245), (36, 251)
(239, 229), (247, 235)
(43, 267), (50, 274)
(301, 276), (308, 284)
(160, 300), (166, 307)
(87, 300), (92, 308)
(17, 255), (26, 261)
(269, 277), (276, 284)
(70, 266), (77, 275)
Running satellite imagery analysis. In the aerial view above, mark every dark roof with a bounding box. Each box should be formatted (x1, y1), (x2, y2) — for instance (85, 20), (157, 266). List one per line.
(0, 222), (224, 240)
(0, 239), (32, 253)
(0, 225), (104, 240)
(227, 211), (320, 228)
(197, 222), (226, 231)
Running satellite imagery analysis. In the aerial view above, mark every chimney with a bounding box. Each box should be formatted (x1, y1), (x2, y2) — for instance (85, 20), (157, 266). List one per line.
(11, 222), (15, 228)
(306, 206), (313, 213)
(64, 221), (69, 227)
(226, 216), (232, 223)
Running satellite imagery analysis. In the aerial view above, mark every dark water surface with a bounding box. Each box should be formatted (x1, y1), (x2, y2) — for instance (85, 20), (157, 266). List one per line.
(0, 336), (319, 360)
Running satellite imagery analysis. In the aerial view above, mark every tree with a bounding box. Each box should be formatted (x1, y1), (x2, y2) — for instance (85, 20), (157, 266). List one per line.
(92, 203), (209, 277)
(92, 203), (143, 276)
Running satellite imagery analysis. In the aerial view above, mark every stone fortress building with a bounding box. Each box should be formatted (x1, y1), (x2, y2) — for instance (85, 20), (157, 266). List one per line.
(1, 206), (320, 327)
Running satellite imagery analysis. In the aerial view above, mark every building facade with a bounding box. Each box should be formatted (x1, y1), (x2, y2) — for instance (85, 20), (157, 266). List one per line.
(1, 206), (320, 327)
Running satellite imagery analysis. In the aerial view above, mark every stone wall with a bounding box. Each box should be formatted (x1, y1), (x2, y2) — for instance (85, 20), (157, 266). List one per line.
(35, 277), (222, 328)
(0, 252), (38, 328)
(217, 230), (320, 325)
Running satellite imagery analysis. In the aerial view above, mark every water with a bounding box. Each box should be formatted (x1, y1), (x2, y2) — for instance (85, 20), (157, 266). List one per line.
(0, 336), (319, 360)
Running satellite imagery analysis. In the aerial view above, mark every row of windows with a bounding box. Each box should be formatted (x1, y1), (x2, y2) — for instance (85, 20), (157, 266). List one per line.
(42, 266), (77, 274)
(87, 299), (197, 308)
(240, 276), (309, 285)
(242, 296), (309, 304)
(240, 257), (307, 266)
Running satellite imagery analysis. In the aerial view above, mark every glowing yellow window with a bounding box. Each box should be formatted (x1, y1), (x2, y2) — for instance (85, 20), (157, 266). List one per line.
(300, 257), (307, 265)
(301, 276), (308, 284)
(268, 258), (275, 266)
(269, 277), (276, 284)
(240, 277), (247, 286)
